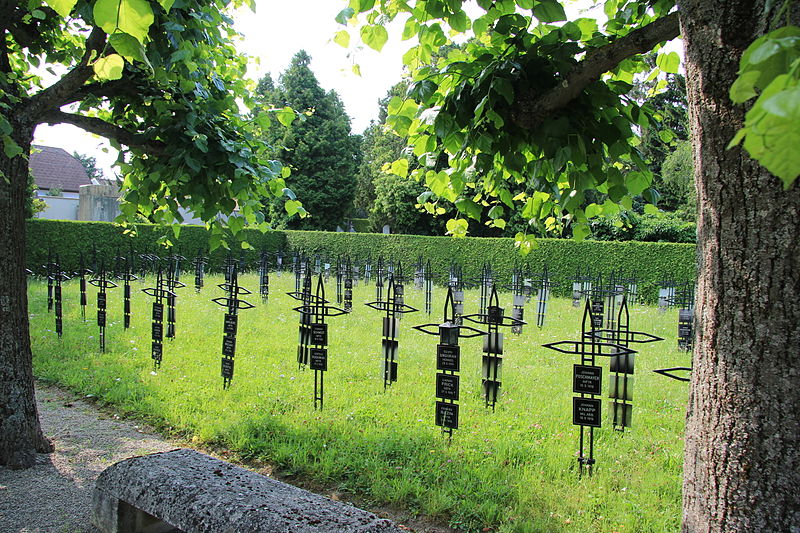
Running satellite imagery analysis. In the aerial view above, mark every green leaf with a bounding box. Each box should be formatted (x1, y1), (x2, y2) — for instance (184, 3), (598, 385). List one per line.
(285, 199), (302, 216)
(585, 203), (602, 218)
(644, 204), (660, 215)
(491, 77), (514, 105)
(656, 51), (680, 74)
(455, 198), (483, 220)
(334, 30), (350, 48)
(276, 106), (296, 127)
(447, 10), (469, 32)
(361, 24), (388, 52)
(108, 32), (151, 70)
(533, 0), (566, 23)
(158, 0), (175, 12)
(487, 205), (504, 219)
(2, 135), (23, 159)
(45, 0), (78, 17)
(335, 7), (355, 24)
(389, 158), (409, 178)
(445, 218), (469, 237)
(94, 0), (155, 43)
(572, 222), (590, 241)
(729, 70), (761, 103)
(93, 54), (125, 80)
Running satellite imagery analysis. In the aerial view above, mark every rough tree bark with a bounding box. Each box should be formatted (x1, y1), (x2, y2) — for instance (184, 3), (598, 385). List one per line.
(0, 115), (53, 469)
(679, 0), (800, 531)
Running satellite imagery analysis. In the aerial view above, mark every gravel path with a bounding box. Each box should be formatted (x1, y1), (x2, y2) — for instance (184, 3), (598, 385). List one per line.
(0, 384), (455, 533)
(0, 382), (175, 533)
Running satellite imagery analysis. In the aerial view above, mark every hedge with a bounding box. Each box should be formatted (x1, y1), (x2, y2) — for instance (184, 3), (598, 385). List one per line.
(25, 219), (696, 303)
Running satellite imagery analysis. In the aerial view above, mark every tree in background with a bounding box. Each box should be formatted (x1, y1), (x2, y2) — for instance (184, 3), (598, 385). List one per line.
(257, 51), (361, 230)
(1, 0), (296, 469)
(72, 151), (105, 181)
(341, 0), (799, 530)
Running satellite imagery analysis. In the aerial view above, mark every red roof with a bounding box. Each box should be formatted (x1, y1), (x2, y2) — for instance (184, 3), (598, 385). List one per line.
(29, 145), (91, 193)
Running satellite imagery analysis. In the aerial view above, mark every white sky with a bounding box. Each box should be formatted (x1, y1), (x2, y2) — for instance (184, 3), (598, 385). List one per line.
(33, 0), (680, 178)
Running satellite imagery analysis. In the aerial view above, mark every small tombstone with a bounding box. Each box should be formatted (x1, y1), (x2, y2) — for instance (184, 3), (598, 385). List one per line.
(382, 224), (390, 234)
(211, 265), (255, 389)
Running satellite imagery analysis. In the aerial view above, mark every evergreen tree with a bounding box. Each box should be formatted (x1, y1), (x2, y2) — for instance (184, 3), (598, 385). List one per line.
(258, 51), (361, 230)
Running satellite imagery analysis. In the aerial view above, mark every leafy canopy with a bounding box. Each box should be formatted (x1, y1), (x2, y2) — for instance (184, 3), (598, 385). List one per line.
(335, 0), (681, 250)
(1, 0), (300, 249)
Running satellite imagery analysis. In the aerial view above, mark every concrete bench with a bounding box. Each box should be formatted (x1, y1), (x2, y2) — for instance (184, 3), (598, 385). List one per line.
(92, 448), (402, 533)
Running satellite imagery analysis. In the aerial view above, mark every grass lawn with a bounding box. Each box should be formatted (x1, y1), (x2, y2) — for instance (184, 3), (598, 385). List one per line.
(29, 270), (689, 532)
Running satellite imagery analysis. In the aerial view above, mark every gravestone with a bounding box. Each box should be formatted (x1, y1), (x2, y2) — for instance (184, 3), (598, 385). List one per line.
(192, 251), (207, 293)
(50, 255), (70, 338)
(212, 265), (254, 389)
(142, 268), (174, 370)
(89, 261), (117, 353)
(543, 300), (642, 476)
(290, 275), (347, 408)
(365, 270), (419, 389)
(462, 286), (524, 410)
(413, 287), (485, 437)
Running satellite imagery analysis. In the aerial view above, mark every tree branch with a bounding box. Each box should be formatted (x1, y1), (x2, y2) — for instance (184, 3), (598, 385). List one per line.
(511, 11), (681, 130)
(25, 27), (107, 122)
(40, 110), (167, 156)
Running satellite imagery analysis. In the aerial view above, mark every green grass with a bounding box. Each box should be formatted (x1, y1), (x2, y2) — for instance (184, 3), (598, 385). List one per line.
(29, 272), (688, 532)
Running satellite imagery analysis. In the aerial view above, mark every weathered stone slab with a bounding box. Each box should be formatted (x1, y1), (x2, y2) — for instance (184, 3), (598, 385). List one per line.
(92, 448), (402, 533)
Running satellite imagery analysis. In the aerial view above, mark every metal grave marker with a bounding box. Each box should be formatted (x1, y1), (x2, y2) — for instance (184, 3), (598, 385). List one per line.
(259, 249), (270, 303)
(291, 274), (347, 408)
(424, 259), (433, 315)
(50, 255), (70, 338)
(165, 259), (186, 339)
(288, 259), (314, 368)
(193, 252), (208, 292)
(142, 268), (174, 369)
(509, 267), (525, 334)
(115, 248), (138, 330)
(89, 262), (117, 352)
(365, 269), (419, 389)
(343, 257), (353, 312)
(75, 252), (92, 321)
(413, 287), (485, 437)
(212, 265), (255, 388)
(542, 300), (638, 475)
(588, 297), (663, 432)
(462, 286), (524, 410)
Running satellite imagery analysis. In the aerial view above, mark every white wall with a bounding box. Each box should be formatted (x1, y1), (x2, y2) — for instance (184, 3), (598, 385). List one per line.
(36, 195), (79, 220)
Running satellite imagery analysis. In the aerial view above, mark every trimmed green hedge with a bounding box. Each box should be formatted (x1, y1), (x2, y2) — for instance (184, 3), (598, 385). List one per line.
(25, 219), (695, 303)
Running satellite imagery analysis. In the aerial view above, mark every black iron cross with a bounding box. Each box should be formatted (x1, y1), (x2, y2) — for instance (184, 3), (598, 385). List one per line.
(542, 299), (637, 476)
(343, 257), (353, 312)
(259, 249), (270, 303)
(115, 248), (138, 330)
(49, 255), (70, 338)
(449, 263), (465, 325)
(288, 260), (314, 369)
(586, 296), (663, 432)
(43, 248), (56, 313)
(424, 259), (434, 315)
(193, 251), (208, 293)
(89, 261), (117, 353)
(509, 266), (526, 334)
(462, 286), (524, 410)
(365, 270), (419, 390)
(142, 268), (174, 370)
(413, 287), (486, 438)
(212, 265), (255, 389)
(533, 265), (556, 328)
(375, 256), (385, 303)
(74, 252), (92, 321)
(291, 274), (348, 409)
(165, 260), (185, 339)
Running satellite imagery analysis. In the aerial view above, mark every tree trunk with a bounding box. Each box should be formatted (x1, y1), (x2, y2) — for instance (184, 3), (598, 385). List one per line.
(679, 1), (800, 530)
(0, 117), (53, 469)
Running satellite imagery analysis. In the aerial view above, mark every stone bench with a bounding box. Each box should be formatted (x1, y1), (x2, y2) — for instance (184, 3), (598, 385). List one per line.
(92, 448), (402, 533)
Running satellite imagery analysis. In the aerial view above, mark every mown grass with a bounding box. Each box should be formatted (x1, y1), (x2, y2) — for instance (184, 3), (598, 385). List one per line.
(29, 271), (688, 532)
